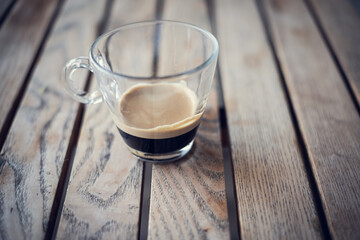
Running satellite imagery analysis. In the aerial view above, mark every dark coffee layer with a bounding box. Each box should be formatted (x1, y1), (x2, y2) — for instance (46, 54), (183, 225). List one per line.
(118, 126), (198, 154)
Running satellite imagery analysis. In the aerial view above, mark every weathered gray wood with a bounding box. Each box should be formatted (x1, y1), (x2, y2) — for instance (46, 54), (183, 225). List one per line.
(56, 0), (157, 239)
(148, 0), (229, 239)
(56, 103), (143, 239)
(215, 0), (323, 239)
(308, 0), (360, 106)
(0, 0), (59, 132)
(0, 0), (108, 239)
(263, 0), (360, 239)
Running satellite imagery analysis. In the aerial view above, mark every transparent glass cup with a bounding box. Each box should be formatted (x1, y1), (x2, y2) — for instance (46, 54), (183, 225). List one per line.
(62, 20), (219, 162)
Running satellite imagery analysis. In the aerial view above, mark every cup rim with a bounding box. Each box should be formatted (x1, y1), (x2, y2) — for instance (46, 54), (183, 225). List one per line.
(89, 20), (219, 80)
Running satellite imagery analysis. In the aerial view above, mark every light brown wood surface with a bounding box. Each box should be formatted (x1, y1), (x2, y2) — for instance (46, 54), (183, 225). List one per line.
(309, 0), (360, 105)
(264, 0), (360, 239)
(0, 0), (107, 239)
(0, 0), (59, 132)
(56, 0), (157, 239)
(215, 0), (322, 239)
(148, 0), (229, 239)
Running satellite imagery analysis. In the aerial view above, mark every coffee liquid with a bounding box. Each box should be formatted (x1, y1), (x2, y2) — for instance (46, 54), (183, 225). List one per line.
(116, 82), (201, 154)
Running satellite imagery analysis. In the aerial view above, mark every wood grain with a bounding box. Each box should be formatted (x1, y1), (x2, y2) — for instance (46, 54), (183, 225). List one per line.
(308, 0), (360, 106)
(263, 0), (360, 239)
(148, 0), (229, 239)
(56, 103), (143, 239)
(0, 0), (59, 132)
(0, 0), (108, 239)
(215, 0), (323, 239)
(56, 0), (158, 239)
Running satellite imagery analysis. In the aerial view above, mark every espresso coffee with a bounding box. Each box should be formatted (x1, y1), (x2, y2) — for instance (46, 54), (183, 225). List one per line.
(116, 82), (201, 154)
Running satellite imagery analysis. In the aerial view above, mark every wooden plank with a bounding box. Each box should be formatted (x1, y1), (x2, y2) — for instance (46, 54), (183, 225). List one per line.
(55, 104), (143, 239)
(148, 0), (230, 239)
(263, 0), (360, 239)
(0, 0), (108, 239)
(0, 0), (59, 133)
(308, 0), (360, 106)
(55, 0), (157, 239)
(215, 0), (323, 239)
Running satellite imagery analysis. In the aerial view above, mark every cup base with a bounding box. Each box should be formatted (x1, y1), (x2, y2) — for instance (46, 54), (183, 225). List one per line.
(127, 140), (194, 163)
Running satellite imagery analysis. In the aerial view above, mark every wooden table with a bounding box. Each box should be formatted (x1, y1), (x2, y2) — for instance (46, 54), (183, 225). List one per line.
(1, 0), (360, 239)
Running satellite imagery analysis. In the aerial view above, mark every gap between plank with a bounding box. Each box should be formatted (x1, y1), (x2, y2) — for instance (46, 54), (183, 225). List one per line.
(138, 1), (164, 239)
(0, 0), (65, 151)
(206, 0), (241, 239)
(217, 69), (242, 240)
(151, 0), (164, 78)
(138, 162), (153, 240)
(255, 0), (332, 239)
(303, 0), (360, 115)
(0, 0), (17, 29)
(44, 86), (88, 240)
(44, 0), (115, 239)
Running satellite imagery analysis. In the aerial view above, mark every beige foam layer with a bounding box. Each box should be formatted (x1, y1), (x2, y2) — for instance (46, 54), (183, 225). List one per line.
(114, 82), (202, 139)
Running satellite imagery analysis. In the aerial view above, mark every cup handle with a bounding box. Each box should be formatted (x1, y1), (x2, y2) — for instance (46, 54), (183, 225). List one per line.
(62, 57), (103, 104)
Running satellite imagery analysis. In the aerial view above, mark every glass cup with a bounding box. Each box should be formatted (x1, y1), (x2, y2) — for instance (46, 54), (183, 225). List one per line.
(62, 20), (218, 162)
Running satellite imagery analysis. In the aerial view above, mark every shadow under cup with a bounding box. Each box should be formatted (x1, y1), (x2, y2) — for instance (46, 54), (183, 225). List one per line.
(62, 20), (219, 162)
